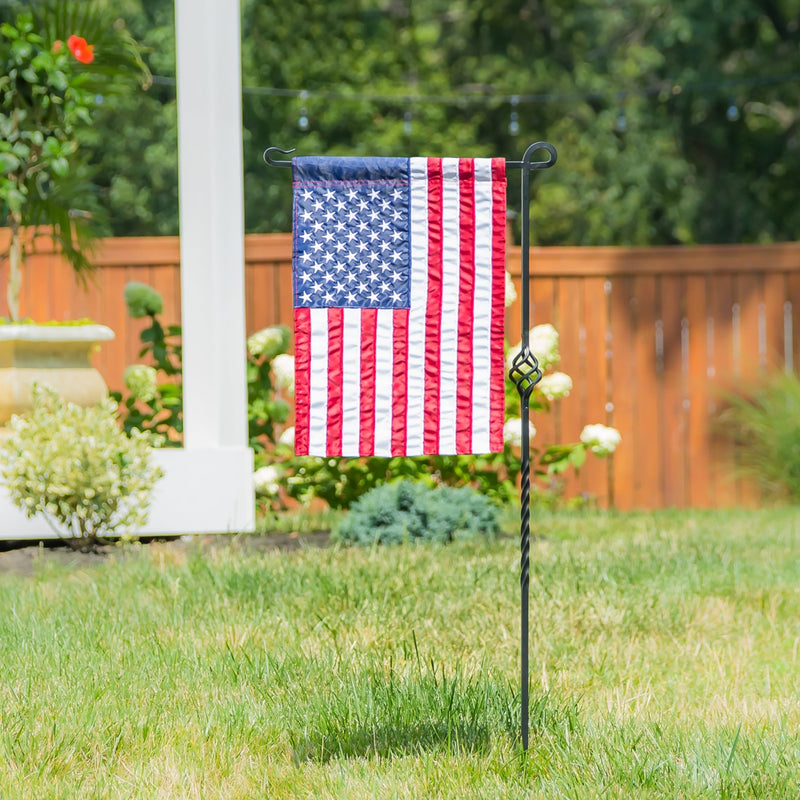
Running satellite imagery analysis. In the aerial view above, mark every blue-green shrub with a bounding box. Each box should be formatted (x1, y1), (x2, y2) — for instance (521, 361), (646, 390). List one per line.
(334, 480), (502, 546)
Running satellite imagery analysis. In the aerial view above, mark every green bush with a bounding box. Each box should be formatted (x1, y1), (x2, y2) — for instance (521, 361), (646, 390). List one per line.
(717, 371), (800, 501)
(0, 384), (164, 549)
(334, 480), (502, 546)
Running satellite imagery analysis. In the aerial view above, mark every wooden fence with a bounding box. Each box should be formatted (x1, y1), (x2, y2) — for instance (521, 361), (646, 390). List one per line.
(5, 232), (800, 510)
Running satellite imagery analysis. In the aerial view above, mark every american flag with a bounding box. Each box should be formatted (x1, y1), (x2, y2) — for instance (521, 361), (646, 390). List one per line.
(292, 156), (506, 457)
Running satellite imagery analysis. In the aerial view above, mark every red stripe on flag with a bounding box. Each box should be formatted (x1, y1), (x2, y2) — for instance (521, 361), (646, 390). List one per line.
(294, 307), (311, 455)
(456, 159), (476, 453)
(489, 158), (507, 451)
(423, 158), (443, 454)
(326, 307), (344, 456)
(359, 308), (378, 456)
(391, 308), (410, 456)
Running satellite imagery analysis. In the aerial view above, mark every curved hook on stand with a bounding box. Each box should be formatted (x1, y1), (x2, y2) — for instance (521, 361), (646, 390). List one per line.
(507, 141), (557, 171)
(263, 146), (295, 167)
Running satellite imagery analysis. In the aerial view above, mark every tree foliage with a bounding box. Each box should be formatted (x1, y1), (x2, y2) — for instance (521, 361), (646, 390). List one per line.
(4, 0), (799, 245)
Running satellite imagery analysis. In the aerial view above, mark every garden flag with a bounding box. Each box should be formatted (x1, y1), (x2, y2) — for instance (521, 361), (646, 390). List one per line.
(292, 156), (507, 457)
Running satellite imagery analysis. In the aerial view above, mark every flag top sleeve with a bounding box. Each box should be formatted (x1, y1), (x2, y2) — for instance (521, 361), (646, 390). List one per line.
(291, 155), (507, 457)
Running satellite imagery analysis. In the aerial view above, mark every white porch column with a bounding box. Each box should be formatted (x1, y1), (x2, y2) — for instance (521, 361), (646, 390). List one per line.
(174, 0), (248, 450)
(0, 0), (255, 538)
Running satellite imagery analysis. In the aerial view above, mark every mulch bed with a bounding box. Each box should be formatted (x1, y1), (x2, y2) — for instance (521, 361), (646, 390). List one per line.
(0, 530), (332, 578)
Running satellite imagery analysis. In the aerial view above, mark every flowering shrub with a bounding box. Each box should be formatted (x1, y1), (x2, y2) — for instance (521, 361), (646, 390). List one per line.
(502, 323), (621, 484)
(0, 384), (163, 549)
(111, 287), (295, 498)
(111, 289), (621, 512)
(256, 322), (622, 511)
(247, 325), (292, 457)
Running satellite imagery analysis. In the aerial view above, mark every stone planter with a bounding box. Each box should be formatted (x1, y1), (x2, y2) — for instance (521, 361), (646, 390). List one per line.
(0, 324), (115, 425)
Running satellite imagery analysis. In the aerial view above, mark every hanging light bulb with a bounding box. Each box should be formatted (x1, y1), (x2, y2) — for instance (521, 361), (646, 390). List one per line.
(726, 100), (740, 122)
(404, 110), (412, 136)
(615, 109), (627, 133)
(298, 90), (309, 131)
(509, 95), (520, 136)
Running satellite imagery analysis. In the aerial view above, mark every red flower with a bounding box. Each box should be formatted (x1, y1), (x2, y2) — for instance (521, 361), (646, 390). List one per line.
(67, 35), (94, 64)
(52, 40), (63, 54)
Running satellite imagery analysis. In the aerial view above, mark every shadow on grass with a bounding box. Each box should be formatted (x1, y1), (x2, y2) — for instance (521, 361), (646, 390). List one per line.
(292, 719), (494, 762)
(290, 676), (577, 763)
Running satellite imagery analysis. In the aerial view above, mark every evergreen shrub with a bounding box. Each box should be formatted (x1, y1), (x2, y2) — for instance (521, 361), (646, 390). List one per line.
(334, 480), (502, 546)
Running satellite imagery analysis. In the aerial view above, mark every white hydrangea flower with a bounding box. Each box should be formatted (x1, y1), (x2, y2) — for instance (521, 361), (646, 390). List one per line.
(580, 424), (622, 456)
(271, 353), (295, 394)
(537, 371), (572, 401)
(503, 417), (535, 448)
(278, 426), (295, 447)
(503, 417), (521, 448)
(529, 323), (559, 370)
(247, 325), (289, 359)
(504, 271), (517, 308)
(253, 465), (282, 496)
(123, 364), (158, 403)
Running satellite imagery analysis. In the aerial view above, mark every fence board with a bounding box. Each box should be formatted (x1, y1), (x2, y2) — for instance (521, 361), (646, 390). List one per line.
(609, 275), (636, 510)
(735, 272), (764, 506)
(660, 274), (687, 507)
(556, 277), (583, 500)
(709, 274), (738, 506)
(763, 272), (786, 371)
(7, 232), (800, 509)
(582, 276), (610, 507)
(788, 271), (800, 377)
(685, 274), (711, 507)
(633, 275), (662, 508)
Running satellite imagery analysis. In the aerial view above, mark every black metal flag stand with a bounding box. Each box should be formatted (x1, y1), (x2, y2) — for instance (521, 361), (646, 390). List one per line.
(264, 141), (557, 751)
(506, 142), (558, 750)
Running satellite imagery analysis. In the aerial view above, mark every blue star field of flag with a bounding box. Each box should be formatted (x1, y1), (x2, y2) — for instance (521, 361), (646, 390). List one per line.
(293, 172), (411, 310)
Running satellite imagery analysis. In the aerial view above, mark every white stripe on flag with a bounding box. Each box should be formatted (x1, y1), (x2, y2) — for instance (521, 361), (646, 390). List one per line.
(471, 158), (493, 452)
(438, 158), (461, 454)
(308, 308), (329, 455)
(373, 308), (395, 456)
(406, 157), (429, 456)
(341, 308), (362, 456)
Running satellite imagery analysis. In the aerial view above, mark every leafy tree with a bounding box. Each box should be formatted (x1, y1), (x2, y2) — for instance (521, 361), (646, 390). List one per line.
(7, 0), (799, 246)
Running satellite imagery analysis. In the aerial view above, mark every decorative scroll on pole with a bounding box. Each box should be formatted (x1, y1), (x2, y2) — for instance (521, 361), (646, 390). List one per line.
(264, 141), (557, 752)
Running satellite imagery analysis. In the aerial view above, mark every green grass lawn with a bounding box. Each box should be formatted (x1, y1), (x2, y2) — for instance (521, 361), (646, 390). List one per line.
(2, 509), (800, 798)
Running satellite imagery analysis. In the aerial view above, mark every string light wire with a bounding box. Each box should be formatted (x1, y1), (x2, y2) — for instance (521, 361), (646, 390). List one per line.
(150, 71), (800, 107)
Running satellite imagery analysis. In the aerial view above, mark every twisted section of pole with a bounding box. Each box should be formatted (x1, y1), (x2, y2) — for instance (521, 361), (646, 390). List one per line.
(509, 346), (542, 751)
